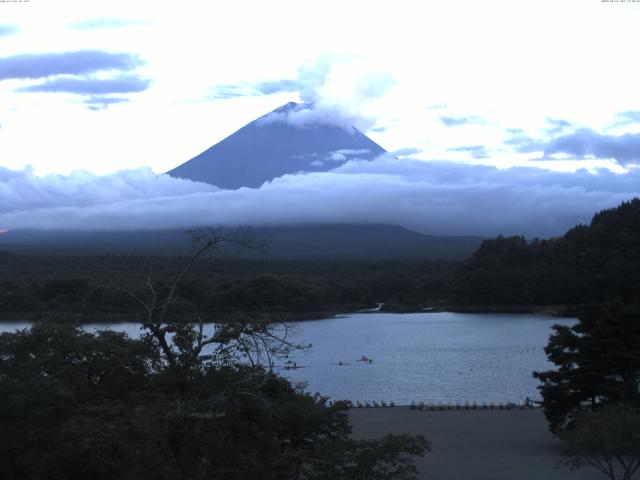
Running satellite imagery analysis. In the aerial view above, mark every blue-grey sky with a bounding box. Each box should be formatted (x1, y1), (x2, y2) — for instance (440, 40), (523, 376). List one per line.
(0, 0), (639, 236)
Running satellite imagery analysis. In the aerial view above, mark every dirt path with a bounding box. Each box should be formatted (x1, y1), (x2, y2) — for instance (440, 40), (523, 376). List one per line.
(349, 408), (603, 480)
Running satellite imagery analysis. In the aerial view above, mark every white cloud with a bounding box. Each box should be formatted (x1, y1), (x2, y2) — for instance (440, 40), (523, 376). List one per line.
(248, 55), (396, 132)
(0, 159), (636, 238)
(0, 167), (216, 214)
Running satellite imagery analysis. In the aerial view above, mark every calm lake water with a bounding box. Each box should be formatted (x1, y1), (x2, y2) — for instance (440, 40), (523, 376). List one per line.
(0, 312), (574, 405)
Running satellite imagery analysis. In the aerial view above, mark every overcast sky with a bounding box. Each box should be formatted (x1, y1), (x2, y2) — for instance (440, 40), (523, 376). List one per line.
(0, 0), (639, 236)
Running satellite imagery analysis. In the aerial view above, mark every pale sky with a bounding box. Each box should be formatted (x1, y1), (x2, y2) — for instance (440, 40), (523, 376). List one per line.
(1, 0), (639, 175)
(1, 0), (639, 236)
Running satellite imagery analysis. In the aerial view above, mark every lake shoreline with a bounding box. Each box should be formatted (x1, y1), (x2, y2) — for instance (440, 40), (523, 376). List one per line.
(422, 304), (580, 317)
(0, 304), (579, 323)
(0, 309), (350, 324)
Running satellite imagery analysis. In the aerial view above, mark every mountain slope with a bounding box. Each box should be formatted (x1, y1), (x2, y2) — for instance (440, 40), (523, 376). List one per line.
(0, 225), (484, 260)
(167, 102), (386, 189)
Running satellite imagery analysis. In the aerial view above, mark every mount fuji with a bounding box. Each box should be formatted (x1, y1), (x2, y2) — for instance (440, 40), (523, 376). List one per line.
(0, 103), (484, 259)
(168, 102), (386, 189)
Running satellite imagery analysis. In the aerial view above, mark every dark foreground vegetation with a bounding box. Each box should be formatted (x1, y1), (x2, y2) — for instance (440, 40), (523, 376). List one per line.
(0, 322), (429, 480)
(0, 253), (455, 322)
(0, 231), (428, 480)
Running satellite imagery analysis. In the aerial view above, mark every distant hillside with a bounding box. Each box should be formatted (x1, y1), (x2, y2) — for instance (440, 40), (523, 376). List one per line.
(0, 224), (483, 261)
(167, 102), (386, 189)
(450, 198), (640, 307)
(258, 224), (483, 260)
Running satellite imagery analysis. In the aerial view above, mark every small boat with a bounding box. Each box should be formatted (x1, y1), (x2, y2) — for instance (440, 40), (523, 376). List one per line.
(278, 362), (304, 370)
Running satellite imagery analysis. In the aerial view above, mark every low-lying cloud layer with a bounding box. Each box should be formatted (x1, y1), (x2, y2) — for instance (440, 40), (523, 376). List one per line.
(0, 167), (216, 215)
(1, 159), (637, 238)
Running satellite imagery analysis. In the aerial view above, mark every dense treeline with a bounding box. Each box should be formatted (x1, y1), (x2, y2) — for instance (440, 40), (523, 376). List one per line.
(0, 254), (456, 321)
(450, 198), (640, 308)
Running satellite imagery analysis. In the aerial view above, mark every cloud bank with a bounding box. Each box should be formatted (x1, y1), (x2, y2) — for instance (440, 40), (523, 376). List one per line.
(209, 54), (395, 131)
(1, 50), (148, 110)
(543, 129), (640, 165)
(0, 160), (637, 238)
(0, 50), (142, 81)
(20, 75), (151, 95)
(257, 102), (375, 131)
(0, 167), (216, 215)
(503, 116), (640, 167)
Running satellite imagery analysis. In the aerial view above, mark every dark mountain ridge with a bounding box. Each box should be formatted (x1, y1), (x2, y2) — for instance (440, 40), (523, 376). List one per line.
(0, 224), (484, 260)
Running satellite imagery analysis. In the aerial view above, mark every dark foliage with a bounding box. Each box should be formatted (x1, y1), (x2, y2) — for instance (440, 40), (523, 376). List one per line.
(0, 322), (429, 480)
(0, 254), (456, 321)
(559, 404), (640, 480)
(533, 301), (640, 432)
(450, 198), (640, 308)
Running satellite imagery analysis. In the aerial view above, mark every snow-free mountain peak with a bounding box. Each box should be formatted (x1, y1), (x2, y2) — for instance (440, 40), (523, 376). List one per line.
(168, 102), (386, 189)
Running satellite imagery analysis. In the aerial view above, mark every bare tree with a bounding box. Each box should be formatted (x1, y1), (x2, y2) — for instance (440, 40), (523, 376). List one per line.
(103, 226), (305, 374)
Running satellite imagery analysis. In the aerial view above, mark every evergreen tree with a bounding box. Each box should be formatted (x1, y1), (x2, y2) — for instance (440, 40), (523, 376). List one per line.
(534, 301), (640, 432)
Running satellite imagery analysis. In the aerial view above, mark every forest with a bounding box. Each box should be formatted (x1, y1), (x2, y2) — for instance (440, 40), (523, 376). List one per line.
(2, 199), (640, 322)
(450, 198), (640, 310)
(0, 253), (455, 322)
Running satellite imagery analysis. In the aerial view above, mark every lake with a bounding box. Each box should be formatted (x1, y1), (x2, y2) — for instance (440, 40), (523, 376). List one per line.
(0, 312), (574, 405)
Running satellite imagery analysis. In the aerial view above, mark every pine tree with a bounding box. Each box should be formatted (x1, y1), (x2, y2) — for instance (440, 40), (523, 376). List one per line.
(534, 301), (640, 432)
